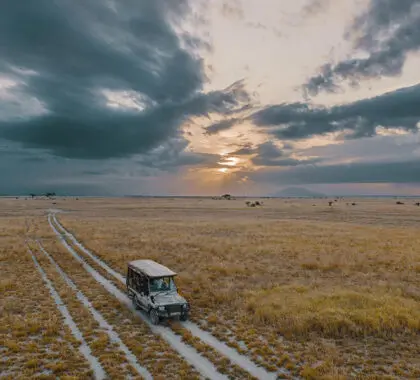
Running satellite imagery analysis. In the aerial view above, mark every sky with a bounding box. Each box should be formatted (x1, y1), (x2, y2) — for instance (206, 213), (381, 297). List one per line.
(1, 0), (420, 196)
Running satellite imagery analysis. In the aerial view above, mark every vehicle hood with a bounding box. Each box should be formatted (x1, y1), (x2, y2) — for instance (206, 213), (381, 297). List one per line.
(152, 292), (186, 306)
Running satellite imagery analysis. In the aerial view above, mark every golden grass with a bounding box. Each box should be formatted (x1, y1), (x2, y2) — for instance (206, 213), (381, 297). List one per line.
(26, 240), (139, 379)
(246, 285), (420, 338)
(49, 196), (420, 378)
(2, 196), (420, 378)
(0, 215), (92, 379)
(34, 219), (201, 379)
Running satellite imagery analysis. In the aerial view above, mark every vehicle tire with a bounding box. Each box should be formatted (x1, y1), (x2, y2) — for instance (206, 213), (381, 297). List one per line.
(149, 309), (160, 325)
(180, 312), (189, 322)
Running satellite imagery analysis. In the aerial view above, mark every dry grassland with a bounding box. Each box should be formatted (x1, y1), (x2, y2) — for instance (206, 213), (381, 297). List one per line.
(1, 196), (420, 379)
(55, 196), (420, 379)
(0, 215), (92, 379)
(30, 216), (202, 379)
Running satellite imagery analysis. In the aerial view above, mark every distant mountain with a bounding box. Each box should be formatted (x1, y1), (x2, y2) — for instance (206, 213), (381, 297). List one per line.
(271, 187), (326, 198)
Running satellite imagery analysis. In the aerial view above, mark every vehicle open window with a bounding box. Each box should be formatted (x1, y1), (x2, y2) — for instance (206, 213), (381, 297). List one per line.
(150, 277), (176, 292)
(133, 272), (147, 294)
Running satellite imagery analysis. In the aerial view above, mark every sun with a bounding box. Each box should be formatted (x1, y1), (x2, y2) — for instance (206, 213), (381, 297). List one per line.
(219, 156), (239, 167)
(218, 167), (228, 173)
(224, 156), (239, 166)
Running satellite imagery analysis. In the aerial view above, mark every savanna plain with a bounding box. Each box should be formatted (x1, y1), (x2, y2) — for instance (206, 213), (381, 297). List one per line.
(1, 196), (420, 379)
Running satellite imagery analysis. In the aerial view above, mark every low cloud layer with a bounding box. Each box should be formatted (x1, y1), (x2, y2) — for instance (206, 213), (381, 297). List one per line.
(248, 158), (420, 185)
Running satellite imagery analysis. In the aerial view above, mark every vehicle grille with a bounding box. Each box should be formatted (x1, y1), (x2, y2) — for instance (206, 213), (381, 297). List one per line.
(165, 304), (182, 314)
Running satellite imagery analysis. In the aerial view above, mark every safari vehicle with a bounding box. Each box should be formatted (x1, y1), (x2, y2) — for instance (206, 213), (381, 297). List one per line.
(126, 259), (190, 325)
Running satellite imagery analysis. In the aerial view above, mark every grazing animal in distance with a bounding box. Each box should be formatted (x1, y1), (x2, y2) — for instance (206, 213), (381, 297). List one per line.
(396, 201), (404, 205)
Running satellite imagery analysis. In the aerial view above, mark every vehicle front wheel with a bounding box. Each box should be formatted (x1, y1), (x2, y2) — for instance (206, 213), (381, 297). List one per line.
(180, 313), (189, 322)
(149, 309), (160, 325)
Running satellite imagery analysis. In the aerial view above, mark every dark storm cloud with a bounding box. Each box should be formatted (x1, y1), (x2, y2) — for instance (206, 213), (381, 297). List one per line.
(248, 159), (420, 185)
(0, 0), (249, 159)
(250, 83), (420, 139)
(304, 0), (420, 95)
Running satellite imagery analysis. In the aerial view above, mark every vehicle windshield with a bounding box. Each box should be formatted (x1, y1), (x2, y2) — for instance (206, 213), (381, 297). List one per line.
(149, 276), (177, 293)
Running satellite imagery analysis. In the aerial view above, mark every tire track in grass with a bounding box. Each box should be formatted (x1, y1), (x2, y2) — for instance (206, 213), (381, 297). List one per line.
(27, 247), (107, 380)
(51, 213), (279, 380)
(38, 237), (201, 378)
(41, 236), (258, 379)
(48, 213), (228, 380)
(36, 241), (153, 380)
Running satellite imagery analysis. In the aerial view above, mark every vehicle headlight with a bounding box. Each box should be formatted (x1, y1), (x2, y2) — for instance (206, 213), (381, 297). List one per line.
(158, 306), (165, 311)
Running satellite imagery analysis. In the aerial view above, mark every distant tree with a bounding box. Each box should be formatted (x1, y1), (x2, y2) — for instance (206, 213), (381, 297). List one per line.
(414, 202), (420, 206)
(328, 201), (333, 206)
(396, 201), (404, 205)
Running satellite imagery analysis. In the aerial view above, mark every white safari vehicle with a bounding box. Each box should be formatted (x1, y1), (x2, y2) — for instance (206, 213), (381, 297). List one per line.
(126, 259), (190, 325)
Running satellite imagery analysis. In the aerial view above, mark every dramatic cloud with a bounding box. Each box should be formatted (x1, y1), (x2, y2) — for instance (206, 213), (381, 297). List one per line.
(304, 0), (420, 95)
(251, 83), (420, 139)
(0, 1), (248, 160)
(1, 0), (419, 195)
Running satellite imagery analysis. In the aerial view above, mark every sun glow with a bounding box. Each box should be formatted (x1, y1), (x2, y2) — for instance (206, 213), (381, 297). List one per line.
(218, 155), (239, 167)
(218, 167), (229, 173)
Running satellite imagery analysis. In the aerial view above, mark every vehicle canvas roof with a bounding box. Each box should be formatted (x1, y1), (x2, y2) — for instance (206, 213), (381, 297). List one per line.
(128, 259), (177, 278)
